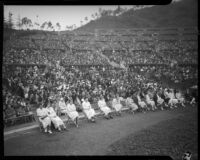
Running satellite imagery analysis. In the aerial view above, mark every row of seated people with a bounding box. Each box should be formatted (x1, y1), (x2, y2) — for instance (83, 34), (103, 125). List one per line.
(37, 84), (197, 134)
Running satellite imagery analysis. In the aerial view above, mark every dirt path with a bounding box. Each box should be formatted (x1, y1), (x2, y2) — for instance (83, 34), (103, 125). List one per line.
(4, 110), (182, 155)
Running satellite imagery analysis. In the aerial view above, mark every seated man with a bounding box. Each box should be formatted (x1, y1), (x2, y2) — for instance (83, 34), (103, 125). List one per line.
(46, 100), (67, 131)
(36, 102), (52, 134)
(82, 98), (96, 122)
(58, 97), (68, 115)
(126, 95), (138, 115)
(66, 99), (79, 127)
(112, 94), (124, 116)
(98, 95), (113, 119)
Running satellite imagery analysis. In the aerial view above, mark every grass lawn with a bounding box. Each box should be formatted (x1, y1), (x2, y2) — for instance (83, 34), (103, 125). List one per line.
(106, 106), (198, 160)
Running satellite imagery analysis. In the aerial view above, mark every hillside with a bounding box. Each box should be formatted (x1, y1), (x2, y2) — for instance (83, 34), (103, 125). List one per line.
(77, 0), (197, 31)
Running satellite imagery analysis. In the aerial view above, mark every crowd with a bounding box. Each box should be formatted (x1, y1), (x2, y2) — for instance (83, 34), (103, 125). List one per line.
(3, 28), (198, 129)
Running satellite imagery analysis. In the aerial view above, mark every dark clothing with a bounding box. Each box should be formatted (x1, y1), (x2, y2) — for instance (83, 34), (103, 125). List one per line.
(153, 93), (158, 106)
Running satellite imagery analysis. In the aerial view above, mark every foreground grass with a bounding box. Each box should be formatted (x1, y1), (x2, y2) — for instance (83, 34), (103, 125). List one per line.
(106, 106), (198, 160)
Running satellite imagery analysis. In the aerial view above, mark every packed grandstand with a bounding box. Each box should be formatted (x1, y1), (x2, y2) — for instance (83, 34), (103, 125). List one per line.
(3, 27), (198, 129)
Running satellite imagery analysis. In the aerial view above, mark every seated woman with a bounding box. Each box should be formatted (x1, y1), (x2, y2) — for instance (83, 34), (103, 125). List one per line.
(46, 100), (67, 131)
(82, 98), (96, 122)
(58, 97), (68, 115)
(36, 101), (52, 134)
(126, 95), (138, 115)
(98, 95), (113, 119)
(66, 99), (79, 127)
(112, 94), (124, 116)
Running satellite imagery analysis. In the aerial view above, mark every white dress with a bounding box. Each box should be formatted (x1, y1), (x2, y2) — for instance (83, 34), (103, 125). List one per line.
(112, 97), (123, 112)
(137, 95), (146, 108)
(36, 107), (51, 128)
(176, 92), (185, 103)
(82, 101), (96, 119)
(98, 99), (111, 116)
(66, 103), (79, 121)
(168, 92), (178, 105)
(59, 101), (68, 114)
(47, 107), (65, 129)
(126, 97), (138, 111)
(157, 94), (164, 105)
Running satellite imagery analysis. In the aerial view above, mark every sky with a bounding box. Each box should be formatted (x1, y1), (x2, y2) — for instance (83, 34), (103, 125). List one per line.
(4, 1), (182, 31)
(4, 5), (133, 31)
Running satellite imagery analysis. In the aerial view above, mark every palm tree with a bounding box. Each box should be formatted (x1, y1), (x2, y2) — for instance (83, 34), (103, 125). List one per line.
(8, 12), (14, 29)
(16, 14), (22, 30)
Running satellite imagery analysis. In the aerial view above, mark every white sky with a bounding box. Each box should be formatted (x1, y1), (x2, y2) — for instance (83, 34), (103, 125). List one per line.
(4, 5), (133, 31)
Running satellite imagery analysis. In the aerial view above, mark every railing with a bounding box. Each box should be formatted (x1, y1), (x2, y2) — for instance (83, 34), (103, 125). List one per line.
(4, 112), (36, 128)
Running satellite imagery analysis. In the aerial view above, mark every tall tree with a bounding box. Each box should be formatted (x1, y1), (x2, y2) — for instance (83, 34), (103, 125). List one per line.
(4, 15), (9, 29)
(16, 14), (22, 30)
(8, 12), (14, 29)
(35, 15), (40, 30)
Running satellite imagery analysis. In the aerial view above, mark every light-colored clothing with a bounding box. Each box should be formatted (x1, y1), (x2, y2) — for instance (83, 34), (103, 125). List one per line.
(59, 101), (68, 114)
(137, 95), (147, 108)
(112, 97), (123, 112)
(66, 103), (79, 121)
(36, 107), (51, 128)
(98, 99), (111, 116)
(157, 94), (164, 105)
(82, 101), (96, 119)
(46, 107), (65, 129)
(145, 94), (155, 107)
(126, 97), (138, 111)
